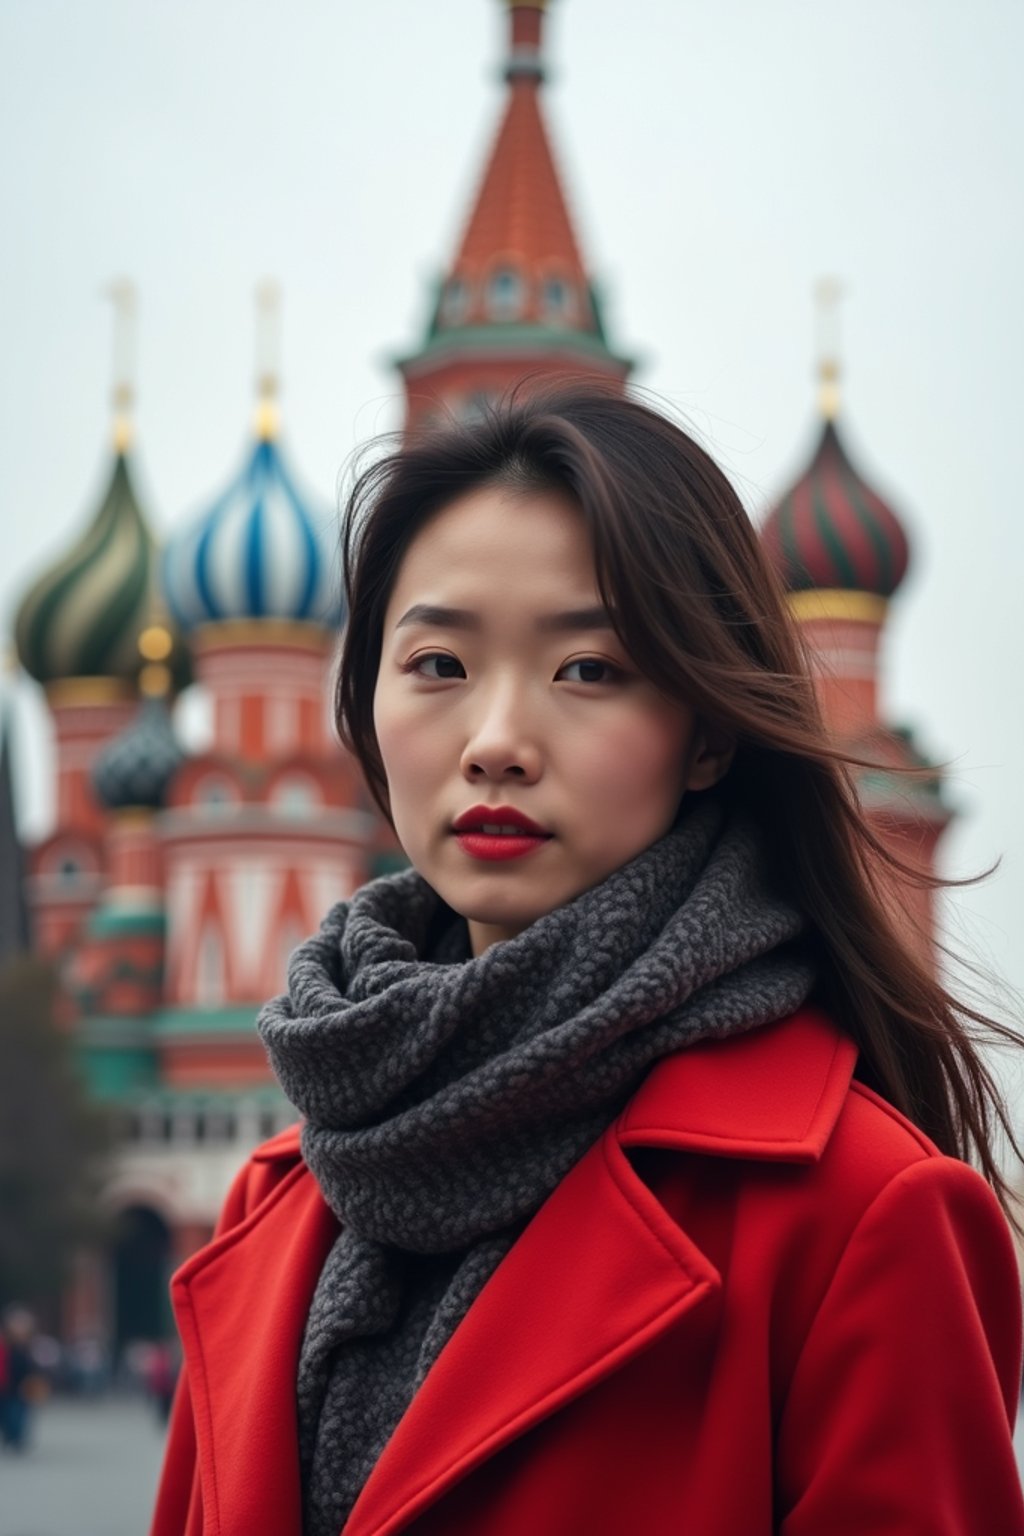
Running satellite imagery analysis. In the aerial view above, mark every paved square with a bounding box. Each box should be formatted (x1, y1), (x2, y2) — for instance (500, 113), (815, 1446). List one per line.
(1, 1398), (165, 1536)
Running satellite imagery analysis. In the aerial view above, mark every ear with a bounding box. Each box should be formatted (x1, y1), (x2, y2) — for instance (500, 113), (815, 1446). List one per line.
(683, 720), (737, 793)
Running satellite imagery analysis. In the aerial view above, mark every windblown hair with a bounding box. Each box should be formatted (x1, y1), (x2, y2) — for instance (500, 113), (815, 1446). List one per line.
(335, 383), (1023, 1224)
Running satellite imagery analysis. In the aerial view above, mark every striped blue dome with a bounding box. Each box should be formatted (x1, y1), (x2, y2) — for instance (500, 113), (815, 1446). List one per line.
(162, 435), (342, 632)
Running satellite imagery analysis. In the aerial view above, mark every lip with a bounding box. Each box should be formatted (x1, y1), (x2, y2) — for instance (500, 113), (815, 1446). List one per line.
(451, 804), (553, 864)
(451, 805), (551, 836)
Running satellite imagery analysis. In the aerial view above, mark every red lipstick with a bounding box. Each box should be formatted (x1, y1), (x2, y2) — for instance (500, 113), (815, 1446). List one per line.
(451, 804), (553, 863)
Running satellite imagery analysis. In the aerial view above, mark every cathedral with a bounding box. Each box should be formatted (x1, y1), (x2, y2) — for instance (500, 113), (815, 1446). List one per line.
(7, 0), (949, 1352)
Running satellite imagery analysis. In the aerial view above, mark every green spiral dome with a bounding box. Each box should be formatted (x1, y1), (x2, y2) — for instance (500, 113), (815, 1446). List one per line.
(15, 452), (156, 687)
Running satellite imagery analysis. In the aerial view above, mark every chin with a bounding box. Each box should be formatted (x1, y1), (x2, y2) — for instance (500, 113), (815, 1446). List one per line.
(442, 880), (558, 935)
(476, 877), (602, 928)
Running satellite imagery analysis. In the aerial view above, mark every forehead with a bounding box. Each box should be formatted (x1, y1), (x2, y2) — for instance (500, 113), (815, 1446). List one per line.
(386, 484), (599, 611)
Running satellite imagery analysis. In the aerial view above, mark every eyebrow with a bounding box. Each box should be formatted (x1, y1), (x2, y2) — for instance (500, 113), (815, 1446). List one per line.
(394, 603), (616, 634)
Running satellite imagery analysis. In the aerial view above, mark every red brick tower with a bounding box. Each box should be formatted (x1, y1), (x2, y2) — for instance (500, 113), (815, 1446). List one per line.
(397, 0), (631, 431)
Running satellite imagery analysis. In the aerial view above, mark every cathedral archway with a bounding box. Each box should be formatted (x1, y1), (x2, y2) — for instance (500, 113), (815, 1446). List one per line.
(111, 1204), (173, 1355)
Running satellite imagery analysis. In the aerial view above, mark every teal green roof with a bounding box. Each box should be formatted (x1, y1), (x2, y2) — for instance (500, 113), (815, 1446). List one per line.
(150, 1004), (258, 1038)
(15, 454), (155, 685)
(396, 322), (633, 373)
(87, 906), (166, 939)
(78, 1043), (159, 1100)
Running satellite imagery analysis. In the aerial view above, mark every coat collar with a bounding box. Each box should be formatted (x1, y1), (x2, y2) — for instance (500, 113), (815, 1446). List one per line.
(171, 1006), (855, 1536)
(617, 1003), (857, 1161)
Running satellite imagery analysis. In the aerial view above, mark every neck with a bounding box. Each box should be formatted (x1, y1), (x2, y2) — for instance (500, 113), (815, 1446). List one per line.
(468, 916), (520, 955)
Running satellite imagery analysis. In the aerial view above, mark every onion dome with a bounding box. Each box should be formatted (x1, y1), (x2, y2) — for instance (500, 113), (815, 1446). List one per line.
(762, 279), (910, 601)
(14, 282), (186, 691)
(92, 640), (182, 810)
(161, 434), (341, 632)
(14, 451), (156, 687)
(92, 695), (182, 810)
(162, 281), (342, 634)
(761, 418), (910, 599)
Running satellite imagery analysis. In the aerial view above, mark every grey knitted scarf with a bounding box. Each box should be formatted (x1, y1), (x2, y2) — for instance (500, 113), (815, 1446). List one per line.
(258, 797), (814, 1536)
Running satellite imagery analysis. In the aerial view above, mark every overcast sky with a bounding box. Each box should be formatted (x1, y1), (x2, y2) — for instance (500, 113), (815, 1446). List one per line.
(2, 0), (1022, 1074)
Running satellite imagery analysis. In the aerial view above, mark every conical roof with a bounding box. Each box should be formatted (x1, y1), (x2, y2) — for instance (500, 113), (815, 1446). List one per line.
(441, 12), (588, 327)
(14, 452), (156, 686)
(761, 418), (910, 599)
(407, 0), (627, 367)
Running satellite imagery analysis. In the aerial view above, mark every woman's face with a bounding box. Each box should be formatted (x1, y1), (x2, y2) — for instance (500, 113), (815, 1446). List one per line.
(373, 483), (730, 955)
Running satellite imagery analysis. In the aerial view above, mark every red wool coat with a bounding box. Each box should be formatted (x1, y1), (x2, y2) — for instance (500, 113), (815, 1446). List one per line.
(151, 1008), (1024, 1536)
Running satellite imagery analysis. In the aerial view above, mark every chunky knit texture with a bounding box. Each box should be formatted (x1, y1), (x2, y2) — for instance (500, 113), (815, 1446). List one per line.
(258, 797), (814, 1536)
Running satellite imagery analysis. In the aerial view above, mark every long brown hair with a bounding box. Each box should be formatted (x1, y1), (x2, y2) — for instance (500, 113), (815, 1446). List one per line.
(335, 383), (1023, 1223)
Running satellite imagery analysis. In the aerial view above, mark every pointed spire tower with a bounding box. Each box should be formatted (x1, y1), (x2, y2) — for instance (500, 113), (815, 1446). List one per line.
(762, 282), (952, 954)
(397, 0), (631, 431)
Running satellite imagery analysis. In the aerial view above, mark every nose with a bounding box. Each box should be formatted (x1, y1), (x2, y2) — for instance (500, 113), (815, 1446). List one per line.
(459, 681), (542, 784)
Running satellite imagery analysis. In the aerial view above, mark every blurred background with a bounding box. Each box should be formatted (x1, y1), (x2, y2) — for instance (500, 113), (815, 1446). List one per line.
(1, 0), (1022, 1528)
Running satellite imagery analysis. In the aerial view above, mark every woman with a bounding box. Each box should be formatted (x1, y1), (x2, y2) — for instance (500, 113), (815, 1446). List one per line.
(151, 386), (1024, 1536)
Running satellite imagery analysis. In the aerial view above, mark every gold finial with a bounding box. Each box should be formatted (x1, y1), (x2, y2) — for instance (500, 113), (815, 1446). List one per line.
(137, 625), (172, 697)
(254, 279), (282, 441)
(139, 663), (171, 697)
(138, 624), (173, 662)
(105, 278), (137, 452)
(814, 276), (843, 421)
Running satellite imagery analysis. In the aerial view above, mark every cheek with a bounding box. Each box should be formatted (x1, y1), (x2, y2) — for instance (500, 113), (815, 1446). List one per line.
(373, 685), (448, 806)
(573, 705), (692, 816)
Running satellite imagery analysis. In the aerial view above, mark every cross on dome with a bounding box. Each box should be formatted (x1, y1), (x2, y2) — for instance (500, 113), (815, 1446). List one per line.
(106, 277), (137, 453)
(815, 275), (843, 422)
(254, 279), (282, 442)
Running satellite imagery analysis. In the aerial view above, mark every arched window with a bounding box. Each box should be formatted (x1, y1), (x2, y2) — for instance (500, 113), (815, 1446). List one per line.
(194, 774), (238, 811)
(440, 276), (471, 325)
(44, 843), (94, 884)
(541, 275), (576, 323)
(270, 774), (321, 817)
(486, 266), (525, 320)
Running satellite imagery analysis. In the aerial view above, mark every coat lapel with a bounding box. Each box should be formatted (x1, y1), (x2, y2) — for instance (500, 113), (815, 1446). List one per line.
(170, 1159), (337, 1536)
(343, 1008), (856, 1536)
(174, 1006), (856, 1536)
(342, 1124), (720, 1536)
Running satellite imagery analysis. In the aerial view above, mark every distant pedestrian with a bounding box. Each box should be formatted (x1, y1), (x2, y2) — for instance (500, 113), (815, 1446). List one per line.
(145, 1341), (178, 1425)
(0, 1307), (39, 1452)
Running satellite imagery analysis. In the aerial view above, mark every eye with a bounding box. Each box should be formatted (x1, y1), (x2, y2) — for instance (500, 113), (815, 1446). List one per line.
(558, 657), (623, 685)
(405, 652), (466, 680)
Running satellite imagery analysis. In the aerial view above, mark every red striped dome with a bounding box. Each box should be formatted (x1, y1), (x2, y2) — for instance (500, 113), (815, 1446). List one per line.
(761, 419), (910, 598)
